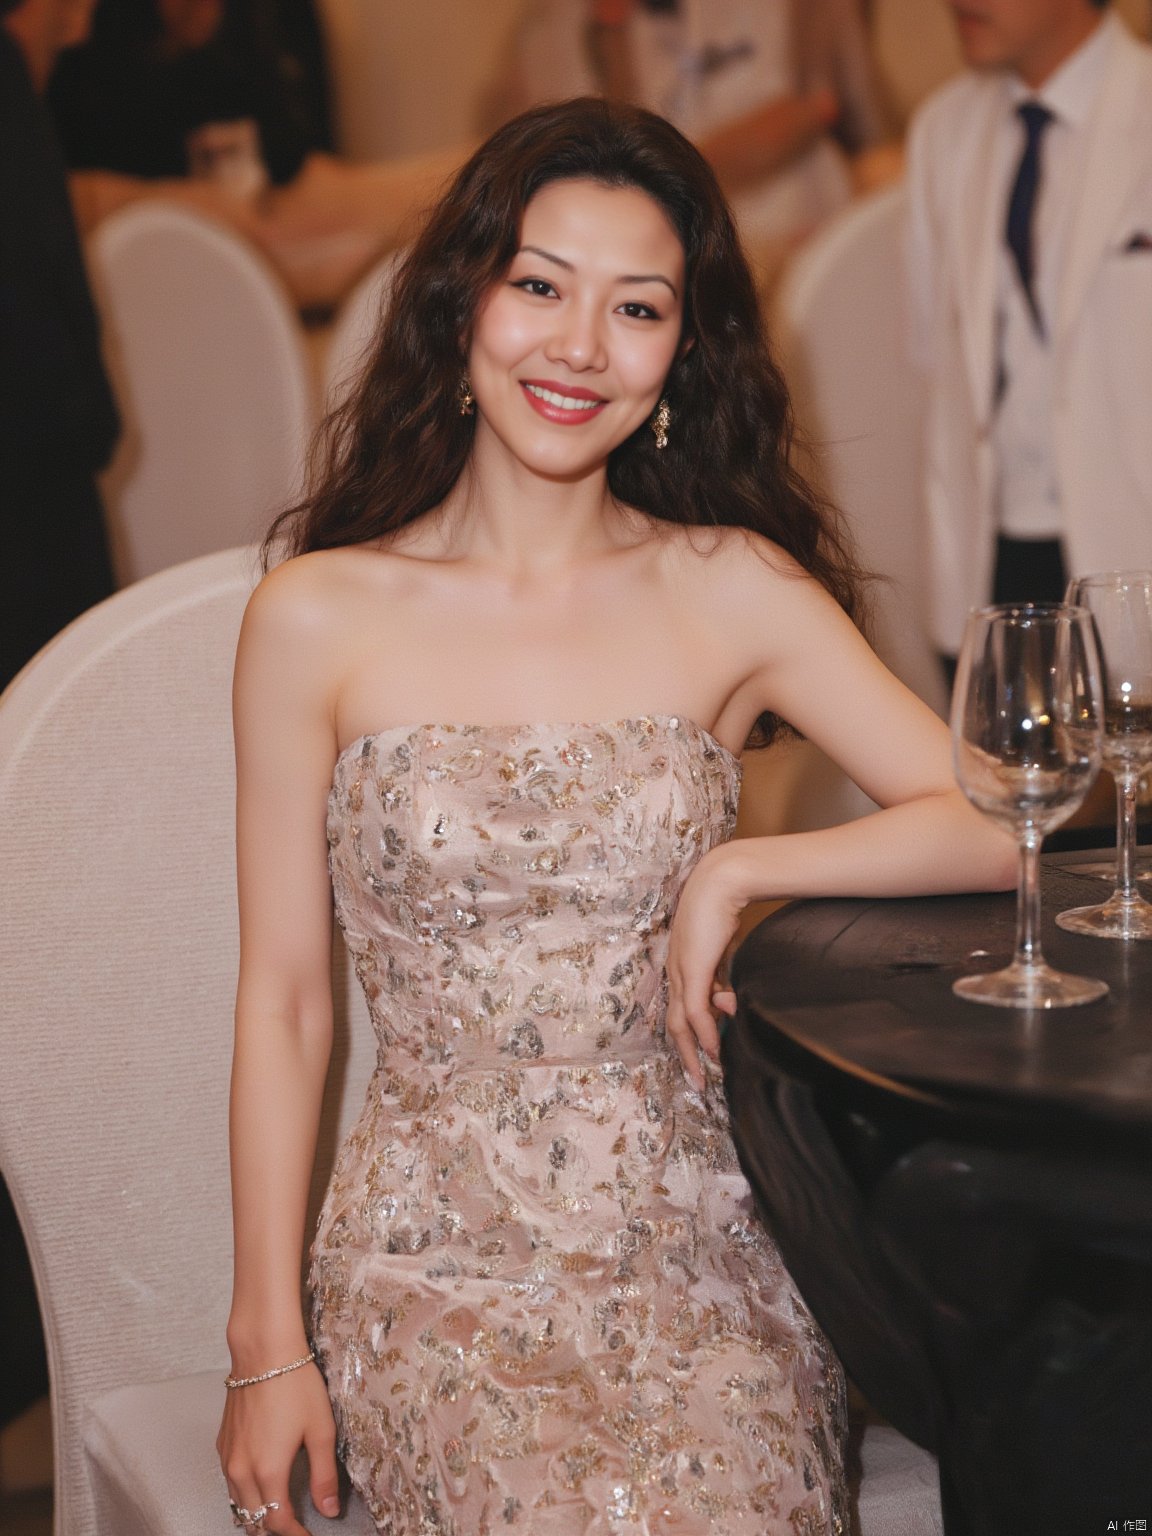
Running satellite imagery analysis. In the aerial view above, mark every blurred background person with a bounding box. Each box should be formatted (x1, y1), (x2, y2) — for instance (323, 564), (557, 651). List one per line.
(904, 0), (1152, 673)
(1, 0), (117, 689)
(51, 0), (335, 192)
(790, 0), (904, 183)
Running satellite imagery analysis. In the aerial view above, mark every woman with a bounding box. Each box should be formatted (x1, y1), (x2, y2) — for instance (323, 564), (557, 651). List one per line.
(218, 98), (1013, 1536)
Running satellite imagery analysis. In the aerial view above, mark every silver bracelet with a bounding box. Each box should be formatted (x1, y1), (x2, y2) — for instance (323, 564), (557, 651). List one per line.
(225, 1350), (315, 1390)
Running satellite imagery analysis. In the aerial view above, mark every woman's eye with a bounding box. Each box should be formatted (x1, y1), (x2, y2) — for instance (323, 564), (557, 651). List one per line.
(512, 278), (557, 298)
(618, 301), (660, 320)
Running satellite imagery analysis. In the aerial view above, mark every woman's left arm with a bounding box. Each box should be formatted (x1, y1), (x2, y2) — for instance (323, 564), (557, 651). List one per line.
(666, 566), (1017, 1086)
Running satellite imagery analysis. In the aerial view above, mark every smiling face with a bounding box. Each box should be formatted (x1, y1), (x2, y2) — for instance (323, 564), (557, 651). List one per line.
(466, 178), (687, 483)
(948, 0), (1104, 86)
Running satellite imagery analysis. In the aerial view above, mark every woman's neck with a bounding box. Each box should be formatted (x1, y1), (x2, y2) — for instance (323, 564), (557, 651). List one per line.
(431, 432), (637, 576)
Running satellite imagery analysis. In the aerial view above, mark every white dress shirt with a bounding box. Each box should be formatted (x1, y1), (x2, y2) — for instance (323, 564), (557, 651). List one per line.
(992, 14), (1115, 539)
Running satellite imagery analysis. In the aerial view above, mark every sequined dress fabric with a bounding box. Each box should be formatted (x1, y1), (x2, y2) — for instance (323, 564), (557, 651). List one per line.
(311, 717), (846, 1535)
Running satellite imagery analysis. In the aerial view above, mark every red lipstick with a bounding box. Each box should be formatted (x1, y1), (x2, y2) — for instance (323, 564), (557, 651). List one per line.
(519, 378), (608, 425)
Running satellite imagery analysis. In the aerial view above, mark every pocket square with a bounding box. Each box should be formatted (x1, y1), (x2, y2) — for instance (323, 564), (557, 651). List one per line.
(1122, 231), (1152, 252)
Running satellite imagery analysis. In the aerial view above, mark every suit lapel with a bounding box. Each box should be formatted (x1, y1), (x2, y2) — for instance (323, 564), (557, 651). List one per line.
(1055, 25), (1152, 342)
(955, 83), (1008, 431)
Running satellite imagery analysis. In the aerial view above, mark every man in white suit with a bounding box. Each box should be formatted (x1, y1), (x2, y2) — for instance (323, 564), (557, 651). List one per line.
(905, 0), (1152, 663)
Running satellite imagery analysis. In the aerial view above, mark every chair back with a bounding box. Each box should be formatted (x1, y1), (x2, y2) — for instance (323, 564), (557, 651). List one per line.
(0, 549), (376, 1536)
(90, 205), (316, 584)
(773, 183), (945, 716)
(322, 248), (403, 409)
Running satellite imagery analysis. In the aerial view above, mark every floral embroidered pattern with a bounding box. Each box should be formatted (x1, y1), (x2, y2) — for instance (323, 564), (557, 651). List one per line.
(311, 718), (846, 1534)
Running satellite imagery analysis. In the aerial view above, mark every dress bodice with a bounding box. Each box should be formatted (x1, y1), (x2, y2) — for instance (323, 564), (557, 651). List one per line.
(313, 716), (848, 1535)
(326, 715), (741, 1075)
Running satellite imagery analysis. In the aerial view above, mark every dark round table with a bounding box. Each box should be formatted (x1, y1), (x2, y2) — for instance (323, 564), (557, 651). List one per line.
(722, 852), (1152, 1536)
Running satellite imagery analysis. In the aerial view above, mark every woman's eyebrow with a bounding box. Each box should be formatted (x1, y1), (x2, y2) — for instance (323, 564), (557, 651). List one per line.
(517, 245), (679, 299)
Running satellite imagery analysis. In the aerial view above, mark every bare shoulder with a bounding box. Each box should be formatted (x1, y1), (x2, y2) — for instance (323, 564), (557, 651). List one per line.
(234, 550), (375, 722)
(658, 523), (829, 613)
(242, 544), (409, 648)
(655, 523), (864, 702)
(245, 550), (339, 630)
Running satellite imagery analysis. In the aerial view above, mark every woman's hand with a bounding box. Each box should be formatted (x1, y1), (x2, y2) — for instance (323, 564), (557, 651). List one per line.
(665, 842), (750, 1089)
(217, 1363), (341, 1535)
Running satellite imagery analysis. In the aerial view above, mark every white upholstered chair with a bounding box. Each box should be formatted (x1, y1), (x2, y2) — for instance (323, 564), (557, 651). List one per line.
(322, 247), (403, 409)
(855, 1427), (943, 1534)
(756, 183), (945, 834)
(773, 182), (943, 715)
(0, 548), (374, 1535)
(90, 206), (317, 585)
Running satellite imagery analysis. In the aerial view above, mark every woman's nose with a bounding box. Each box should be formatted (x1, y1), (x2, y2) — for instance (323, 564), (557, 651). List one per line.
(544, 301), (607, 371)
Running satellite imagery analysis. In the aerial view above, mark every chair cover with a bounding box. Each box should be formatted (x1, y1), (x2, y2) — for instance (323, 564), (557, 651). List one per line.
(773, 182), (945, 716)
(322, 247), (403, 409)
(90, 205), (316, 584)
(0, 548), (374, 1535)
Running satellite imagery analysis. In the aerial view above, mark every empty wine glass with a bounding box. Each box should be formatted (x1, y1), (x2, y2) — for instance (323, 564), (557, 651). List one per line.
(952, 603), (1107, 1007)
(1057, 571), (1152, 940)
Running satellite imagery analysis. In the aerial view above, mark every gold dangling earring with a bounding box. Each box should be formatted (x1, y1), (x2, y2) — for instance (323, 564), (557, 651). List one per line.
(458, 372), (475, 416)
(650, 397), (671, 450)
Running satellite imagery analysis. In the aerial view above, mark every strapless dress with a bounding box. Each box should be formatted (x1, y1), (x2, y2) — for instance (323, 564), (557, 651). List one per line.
(310, 716), (846, 1535)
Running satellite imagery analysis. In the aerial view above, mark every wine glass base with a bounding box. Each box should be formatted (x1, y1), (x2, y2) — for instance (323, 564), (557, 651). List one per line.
(953, 961), (1109, 1008)
(1074, 859), (1152, 883)
(1056, 894), (1152, 940)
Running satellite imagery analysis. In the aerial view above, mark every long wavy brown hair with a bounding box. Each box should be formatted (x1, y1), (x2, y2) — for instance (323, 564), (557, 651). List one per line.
(267, 97), (865, 743)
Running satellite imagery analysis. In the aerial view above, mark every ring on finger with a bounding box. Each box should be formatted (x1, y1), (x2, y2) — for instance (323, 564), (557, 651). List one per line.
(229, 1499), (280, 1530)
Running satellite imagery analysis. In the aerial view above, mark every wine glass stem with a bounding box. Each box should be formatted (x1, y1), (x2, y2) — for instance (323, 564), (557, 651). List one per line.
(1115, 770), (1141, 902)
(1014, 829), (1043, 971)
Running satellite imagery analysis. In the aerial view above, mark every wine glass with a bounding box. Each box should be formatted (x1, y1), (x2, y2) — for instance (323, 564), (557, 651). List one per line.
(1057, 571), (1152, 940)
(952, 603), (1107, 1007)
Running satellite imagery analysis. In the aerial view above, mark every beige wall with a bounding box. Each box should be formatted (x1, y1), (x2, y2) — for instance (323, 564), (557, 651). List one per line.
(320, 0), (528, 159)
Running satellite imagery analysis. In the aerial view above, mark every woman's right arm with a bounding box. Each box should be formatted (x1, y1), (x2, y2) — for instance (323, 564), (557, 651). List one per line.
(218, 563), (347, 1535)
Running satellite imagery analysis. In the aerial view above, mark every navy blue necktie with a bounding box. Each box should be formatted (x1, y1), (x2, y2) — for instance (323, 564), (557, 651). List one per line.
(1005, 101), (1055, 337)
